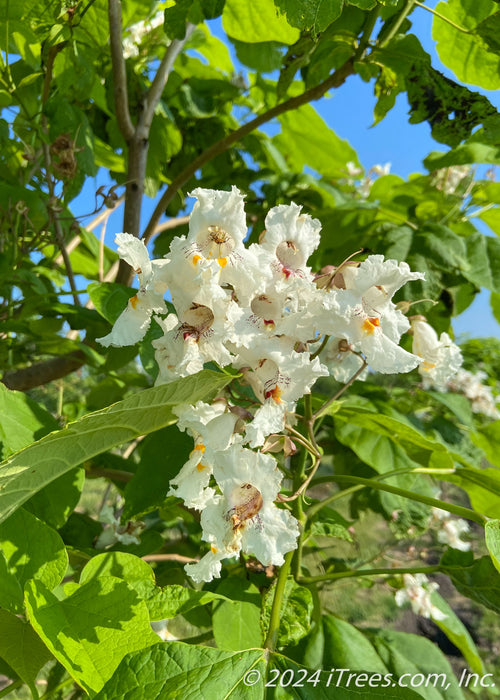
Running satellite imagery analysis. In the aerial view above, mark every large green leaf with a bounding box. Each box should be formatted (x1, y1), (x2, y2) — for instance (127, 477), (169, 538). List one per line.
(213, 577), (262, 651)
(441, 550), (500, 614)
(78, 551), (229, 621)
(223, 0), (300, 43)
(370, 629), (465, 700)
(433, 0), (500, 90)
(0, 508), (67, 612)
(485, 520), (500, 574)
(94, 643), (423, 699)
(0, 609), (53, 697)
(274, 104), (359, 178)
(322, 616), (389, 674)
(0, 370), (234, 525)
(25, 577), (160, 695)
(444, 466), (500, 518)
(123, 423), (192, 519)
(429, 593), (485, 676)
(273, 0), (344, 35)
(0, 383), (58, 459)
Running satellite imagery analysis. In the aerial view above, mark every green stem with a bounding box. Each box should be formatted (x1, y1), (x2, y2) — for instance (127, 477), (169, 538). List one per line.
(0, 681), (24, 699)
(312, 357), (368, 421)
(264, 549), (294, 651)
(378, 0), (416, 48)
(306, 474), (487, 525)
(414, 1), (470, 33)
(299, 564), (441, 585)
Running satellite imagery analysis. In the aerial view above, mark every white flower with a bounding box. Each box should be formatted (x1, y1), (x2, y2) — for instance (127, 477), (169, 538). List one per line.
(432, 165), (472, 195)
(395, 574), (447, 620)
(321, 337), (368, 384)
(232, 338), (328, 446)
(168, 401), (240, 509)
(258, 202), (321, 280)
(411, 317), (462, 389)
(185, 446), (299, 583)
(153, 297), (234, 384)
(97, 233), (168, 347)
(320, 255), (424, 374)
(431, 508), (470, 552)
(123, 10), (165, 58)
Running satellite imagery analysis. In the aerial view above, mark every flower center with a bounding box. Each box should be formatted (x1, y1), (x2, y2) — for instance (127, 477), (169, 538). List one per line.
(227, 483), (263, 531)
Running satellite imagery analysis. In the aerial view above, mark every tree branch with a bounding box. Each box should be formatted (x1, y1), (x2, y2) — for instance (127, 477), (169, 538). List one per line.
(140, 59), (355, 255)
(108, 0), (134, 142)
(141, 24), (195, 132)
(116, 23), (195, 284)
(2, 350), (86, 391)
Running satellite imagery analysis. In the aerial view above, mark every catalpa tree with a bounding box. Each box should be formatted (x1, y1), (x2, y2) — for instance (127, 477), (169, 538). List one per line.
(1, 0), (500, 698)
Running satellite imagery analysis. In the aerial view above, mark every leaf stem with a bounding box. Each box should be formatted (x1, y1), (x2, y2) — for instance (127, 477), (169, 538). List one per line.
(312, 355), (368, 421)
(0, 681), (23, 699)
(306, 474), (487, 525)
(378, 0), (416, 48)
(414, 1), (471, 34)
(298, 564), (441, 585)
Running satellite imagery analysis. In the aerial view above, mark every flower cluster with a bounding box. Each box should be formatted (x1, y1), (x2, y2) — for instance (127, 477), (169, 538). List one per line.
(97, 187), (461, 582)
(395, 574), (446, 621)
(446, 368), (500, 419)
(430, 507), (471, 552)
(123, 10), (165, 58)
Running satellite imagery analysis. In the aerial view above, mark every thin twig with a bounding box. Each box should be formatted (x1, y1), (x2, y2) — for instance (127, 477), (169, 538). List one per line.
(142, 553), (199, 564)
(140, 59), (356, 250)
(312, 355), (368, 421)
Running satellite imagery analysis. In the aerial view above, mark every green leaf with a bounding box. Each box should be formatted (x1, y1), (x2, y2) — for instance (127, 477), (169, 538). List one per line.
(322, 616), (389, 674)
(0, 508), (68, 609)
(370, 628), (466, 700)
(25, 577), (160, 695)
(274, 104), (359, 178)
(441, 550), (500, 615)
(123, 423), (192, 519)
(444, 466), (500, 519)
(94, 644), (266, 699)
(0, 370), (234, 525)
(463, 232), (500, 292)
(261, 578), (313, 647)
(492, 291), (500, 324)
(406, 64), (497, 147)
(232, 39), (285, 73)
(0, 609), (53, 696)
(0, 551), (23, 613)
(94, 643), (424, 699)
(80, 551), (156, 586)
(164, 0), (225, 40)
(69, 547), (230, 621)
(430, 592), (486, 675)
(87, 281), (137, 324)
(223, 0), (300, 44)
(471, 420), (500, 466)
(24, 467), (85, 529)
(485, 520), (500, 574)
(273, 0), (344, 35)
(213, 577), (262, 651)
(433, 0), (500, 90)
(0, 383), (58, 459)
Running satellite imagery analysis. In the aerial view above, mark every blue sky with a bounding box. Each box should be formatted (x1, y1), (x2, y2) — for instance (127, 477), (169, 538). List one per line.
(75, 2), (500, 340)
